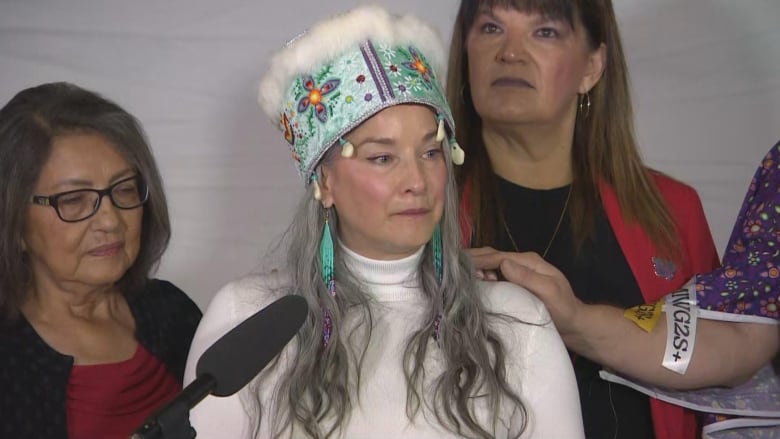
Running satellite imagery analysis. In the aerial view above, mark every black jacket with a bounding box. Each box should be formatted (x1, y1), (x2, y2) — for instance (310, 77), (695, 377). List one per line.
(0, 279), (202, 439)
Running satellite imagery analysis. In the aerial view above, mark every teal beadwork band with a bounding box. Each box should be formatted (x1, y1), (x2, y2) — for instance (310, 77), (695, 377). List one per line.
(258, 6), (456, 185)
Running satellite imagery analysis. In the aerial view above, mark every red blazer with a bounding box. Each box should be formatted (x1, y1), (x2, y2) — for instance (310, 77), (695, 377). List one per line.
(600, 173), (719, 439)
(461, 173), (720, 439)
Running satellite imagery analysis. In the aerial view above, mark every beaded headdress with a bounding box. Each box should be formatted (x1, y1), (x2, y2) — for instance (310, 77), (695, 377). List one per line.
(257, 5), (463, 186)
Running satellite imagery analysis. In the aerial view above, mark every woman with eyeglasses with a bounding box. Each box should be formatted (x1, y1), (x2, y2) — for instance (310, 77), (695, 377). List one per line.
(0, 82), (202, 439)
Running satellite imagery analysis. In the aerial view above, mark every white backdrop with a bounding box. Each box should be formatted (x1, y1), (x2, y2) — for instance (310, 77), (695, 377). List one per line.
(1, 0), (778, 309)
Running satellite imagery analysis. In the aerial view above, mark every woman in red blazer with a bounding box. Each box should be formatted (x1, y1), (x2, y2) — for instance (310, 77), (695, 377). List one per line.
(470, 143), (780, 437)
(447, 0), (719, 438)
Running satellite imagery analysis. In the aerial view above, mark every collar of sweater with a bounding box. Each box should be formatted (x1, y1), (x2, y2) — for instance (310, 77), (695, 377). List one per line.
(340, 243), (425, 303)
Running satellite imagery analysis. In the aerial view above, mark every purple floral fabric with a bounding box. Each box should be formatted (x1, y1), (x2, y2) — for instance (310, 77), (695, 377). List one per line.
(607, 143), (780, 437)
(600, 364), (780, 438)
(695, 141), (780, 318)
(686, 141), (780, 435)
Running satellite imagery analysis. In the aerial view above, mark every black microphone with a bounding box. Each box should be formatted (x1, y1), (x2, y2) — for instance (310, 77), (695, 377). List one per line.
(130, 294), (309, 439)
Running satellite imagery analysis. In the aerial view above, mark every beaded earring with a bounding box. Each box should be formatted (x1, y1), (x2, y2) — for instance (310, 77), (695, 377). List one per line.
(433, 223), (443, 284)
(320, 209), (336, 296)
(320, 208), (336, 348)
(432, 223), (444, 342)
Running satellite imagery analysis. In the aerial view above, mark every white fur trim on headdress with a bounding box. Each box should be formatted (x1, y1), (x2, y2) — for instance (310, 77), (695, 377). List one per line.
(257, 5), (446, 122)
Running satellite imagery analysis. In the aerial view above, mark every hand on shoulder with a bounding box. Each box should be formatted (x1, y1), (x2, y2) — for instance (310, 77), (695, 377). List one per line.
(467, 247), (585, 335)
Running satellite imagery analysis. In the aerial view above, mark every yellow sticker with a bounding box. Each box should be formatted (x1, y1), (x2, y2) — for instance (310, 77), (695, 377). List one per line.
(624, 300), (664, 332)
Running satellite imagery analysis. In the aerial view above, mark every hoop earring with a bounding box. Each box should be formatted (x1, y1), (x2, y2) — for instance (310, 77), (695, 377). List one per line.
(578, 92), (591, 118)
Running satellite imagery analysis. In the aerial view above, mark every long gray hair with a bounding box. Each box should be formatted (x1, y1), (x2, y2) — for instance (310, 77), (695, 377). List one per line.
(252, 117), (527, 439)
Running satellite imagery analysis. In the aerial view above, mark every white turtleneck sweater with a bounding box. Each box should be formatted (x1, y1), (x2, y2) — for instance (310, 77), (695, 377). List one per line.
(184, 246), (584, 438)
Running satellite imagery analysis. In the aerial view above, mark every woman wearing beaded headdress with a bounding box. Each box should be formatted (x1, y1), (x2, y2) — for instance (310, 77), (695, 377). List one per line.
(184, 5), (583, 439)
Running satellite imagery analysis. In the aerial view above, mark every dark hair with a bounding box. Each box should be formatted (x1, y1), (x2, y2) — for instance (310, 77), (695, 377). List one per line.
(0, 82), (171, 323)
(447, 0), (679, 257)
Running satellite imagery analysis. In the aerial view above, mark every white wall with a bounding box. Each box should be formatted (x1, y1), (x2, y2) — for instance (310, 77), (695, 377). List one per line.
(1, 0), (778, 309)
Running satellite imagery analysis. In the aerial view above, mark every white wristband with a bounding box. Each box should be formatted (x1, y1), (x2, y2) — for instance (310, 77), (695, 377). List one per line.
(661, 286), (699, 374)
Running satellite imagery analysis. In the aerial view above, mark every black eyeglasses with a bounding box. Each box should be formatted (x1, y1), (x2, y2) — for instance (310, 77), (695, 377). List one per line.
(31, 175), (149, 222)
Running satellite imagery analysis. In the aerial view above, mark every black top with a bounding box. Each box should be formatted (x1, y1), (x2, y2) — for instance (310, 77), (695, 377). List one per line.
(497, 177), (655, 439)
(0, 279), (202, 439)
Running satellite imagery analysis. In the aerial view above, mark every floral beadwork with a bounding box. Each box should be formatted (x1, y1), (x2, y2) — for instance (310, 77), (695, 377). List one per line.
(401, 46), (433, 86)
(297, 75), (341, 123)
(281, 113), (295, 146)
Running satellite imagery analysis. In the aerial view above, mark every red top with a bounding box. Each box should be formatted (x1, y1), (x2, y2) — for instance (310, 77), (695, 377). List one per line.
(66, 344), (181, 439)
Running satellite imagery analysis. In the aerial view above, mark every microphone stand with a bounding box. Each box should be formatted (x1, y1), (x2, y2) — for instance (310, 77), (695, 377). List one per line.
(129, 374), (217, 439)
